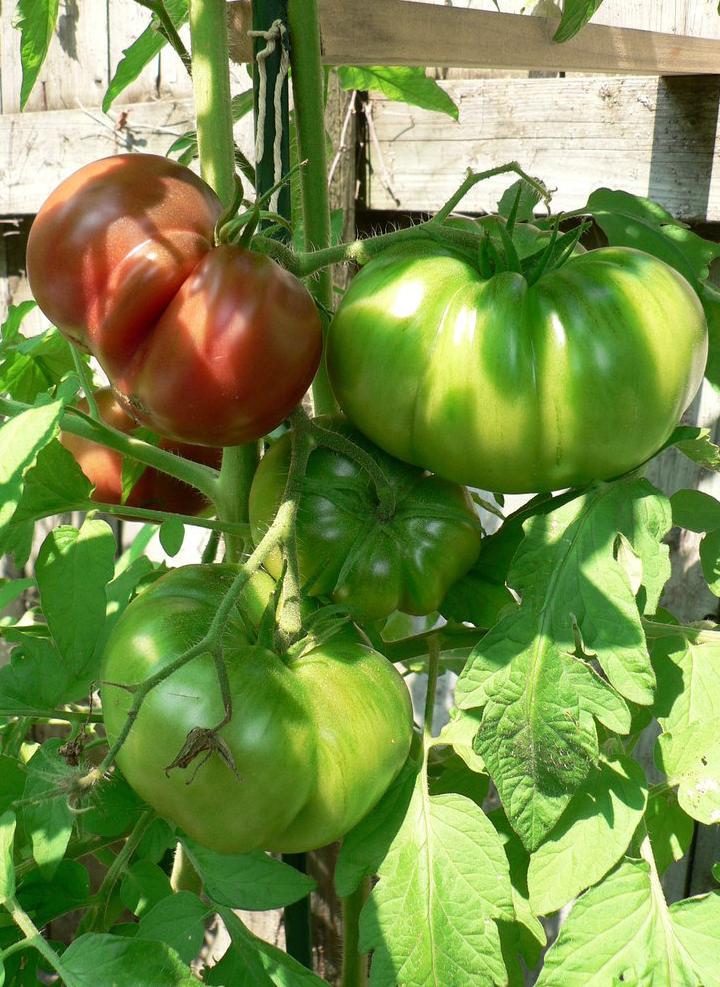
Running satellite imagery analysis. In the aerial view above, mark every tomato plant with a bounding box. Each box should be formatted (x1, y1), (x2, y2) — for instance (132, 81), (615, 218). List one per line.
(249, 417), (483, 621)
(61, 388), (221, 515)
(27, 153), (323, 446)
(327, 242), (708, 493)
(101, 564), (414, 854)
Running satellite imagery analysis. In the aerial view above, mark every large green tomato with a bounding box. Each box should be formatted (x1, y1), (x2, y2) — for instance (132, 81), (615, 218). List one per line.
(249, 417), (482, 622)
(327, 243), (708, 493)
(101, 565), (413, 855)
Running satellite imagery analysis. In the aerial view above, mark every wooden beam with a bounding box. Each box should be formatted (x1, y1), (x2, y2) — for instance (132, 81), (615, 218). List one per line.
(315, 0), (720, 75)
(0, 99), (255, 215)
(365, 76), (720, 222)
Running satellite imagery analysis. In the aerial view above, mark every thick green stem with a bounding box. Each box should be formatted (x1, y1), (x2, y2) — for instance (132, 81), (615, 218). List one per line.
(189, 0), (258, 546)
(384, 626), (485, 665)
(275, 422), (313, 649)
(341, 877), (370, 987)
(4, 898), (74, 983)
(88, 503), (249, 539)
(0, 395), (220, 503)
(287, 0), (337, 415)
(188, 0), (236, 207)
(217, 444), (260, 561)
(78, 809), (156, 934)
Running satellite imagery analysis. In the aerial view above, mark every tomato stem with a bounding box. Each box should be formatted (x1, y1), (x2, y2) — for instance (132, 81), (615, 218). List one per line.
(188, 0), (236, 207)
(0, 396), (221, 504)
(217, 444), (260, 561)
(4, 897), (75, 983)
(136, 0), (192, 76)
(384, 626), (486, 665)
(275, 419), (314, 649)
(341, 876), (370, 987)
(287, 0), (338, 416)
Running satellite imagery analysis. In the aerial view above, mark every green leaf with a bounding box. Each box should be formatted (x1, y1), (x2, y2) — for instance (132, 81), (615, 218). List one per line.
(0, 813), (16, 904)
(120, 861), (173, 918)
(490, 809), (546, 956)
(136, 891), (210, 965)
(0, 635), (80, 716)
(18, 859), (90, 928)
(337, 65), (458, 120)
(22, 740), (74, 878)
(497, 180), (542, 224)
(666, 426), (720, 472)
(0, 401), (63, 551)
(0, 328), (77, 404)
(0, 578), (33, 616)
(701, 528), (720, 594)
(103, 0), (188, 112)
(159, 518), (185, 557)
(0, 757), (26, 816)
(584, 188), (720, 287)
(427, 747), (489, 806)
(62, 933), (198, 986)
(182, 837), (315, 910)
(436, 708), (486, 774)
(209, 908), (327, 986)
(335, 755), (417, 898)
(13, 0), (59, 109)
(537, 859), (720, 985)
(670, 488), (720, 532)
(456, 477), (666, 849)
(35, 517), (116, 691)
(359, 772), (513, 985)
(10, 439), (93, 524)
(651, 628), (720, 736)
(699, 281), (720, 393)
(645, 787), (694, 876)
(656, 719), (720, 825)
(1, 301), (37, 346)
(528, 756), (647, 915)
(553, 1), (605, 43)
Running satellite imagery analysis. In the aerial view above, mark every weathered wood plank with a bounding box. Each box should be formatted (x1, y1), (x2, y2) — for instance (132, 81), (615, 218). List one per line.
(365, 76), (720, 222)
(0, 99), (255, 215)
(314, 0), (720, 73)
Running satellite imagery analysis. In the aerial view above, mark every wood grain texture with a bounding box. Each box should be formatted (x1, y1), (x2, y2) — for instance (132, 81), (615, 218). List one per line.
(0, 99), (255, 215)
(315, 0), (720, 73)
(365, 75), (720, 221)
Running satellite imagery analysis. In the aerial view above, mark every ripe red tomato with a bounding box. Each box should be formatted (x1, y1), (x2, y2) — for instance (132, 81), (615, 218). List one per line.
(61, 389), (221, 515)
(26, 154), (322, 446)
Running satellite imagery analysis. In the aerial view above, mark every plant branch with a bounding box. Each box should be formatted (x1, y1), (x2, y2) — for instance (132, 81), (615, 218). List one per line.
(287, 0), (337, 415)
(136, 0), (192, 76)
(4, 897), (74, 983)
(79, 809), (155, 933)
(384, 626), (485, 664)
(341, 876), (370, 987)
(0, 395), (220, 503)
(275, 418), (313, 649)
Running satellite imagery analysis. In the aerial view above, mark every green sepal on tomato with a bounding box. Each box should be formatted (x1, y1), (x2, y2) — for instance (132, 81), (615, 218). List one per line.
(61, 388), (220, 515)
(327, 240), (708, 493)
(248, 417), (483, 622)
(101, 564), (414, 855)
(26, 154), (322, 447)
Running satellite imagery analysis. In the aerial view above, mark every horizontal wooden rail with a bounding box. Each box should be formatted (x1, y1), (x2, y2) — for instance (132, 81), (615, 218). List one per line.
(311, 0), (720, 75)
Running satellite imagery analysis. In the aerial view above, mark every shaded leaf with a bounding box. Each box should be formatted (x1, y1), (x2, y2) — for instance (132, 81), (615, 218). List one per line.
(62, 933), (198, 986)
(528, 756), (647, 915)
(136, 891), (210, 965)
(22, 740), (74, 878)
(182, 837), (315, 910)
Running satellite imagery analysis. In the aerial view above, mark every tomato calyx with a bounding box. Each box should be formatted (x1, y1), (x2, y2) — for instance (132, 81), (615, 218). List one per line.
(165, 725), (241, 784)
